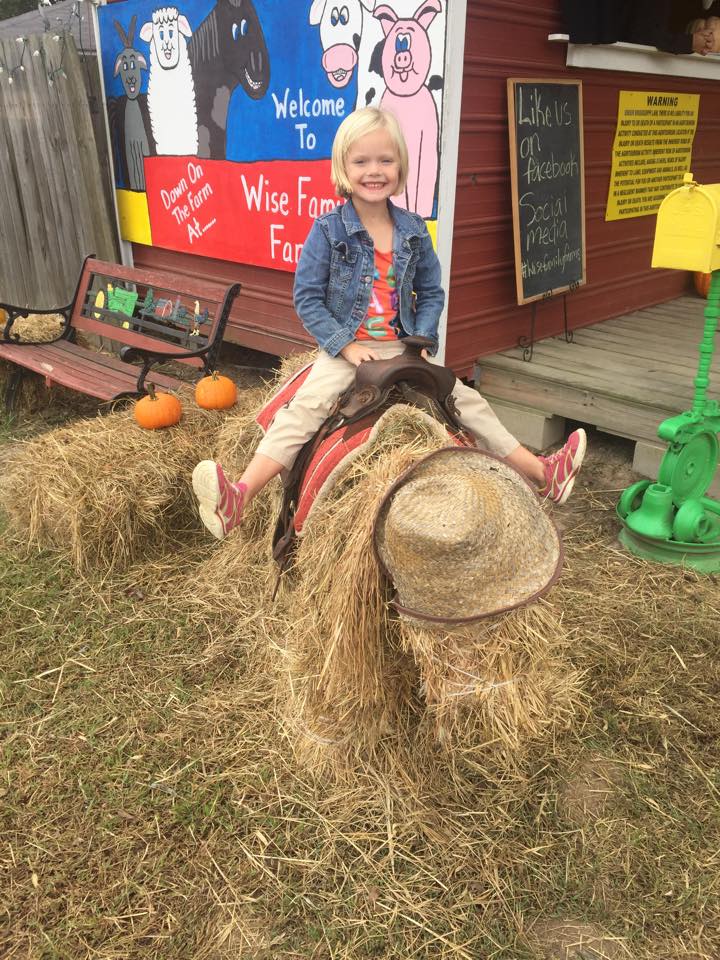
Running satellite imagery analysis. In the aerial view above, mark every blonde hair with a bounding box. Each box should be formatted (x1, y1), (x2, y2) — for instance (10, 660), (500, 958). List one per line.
(331, 107), (409, 199)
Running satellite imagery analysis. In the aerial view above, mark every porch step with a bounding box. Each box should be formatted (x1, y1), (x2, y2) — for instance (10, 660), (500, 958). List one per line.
(482, 396), (566, 452)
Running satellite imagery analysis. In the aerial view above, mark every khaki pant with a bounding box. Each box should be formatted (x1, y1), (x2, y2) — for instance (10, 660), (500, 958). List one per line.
(256, 341), (519, 468)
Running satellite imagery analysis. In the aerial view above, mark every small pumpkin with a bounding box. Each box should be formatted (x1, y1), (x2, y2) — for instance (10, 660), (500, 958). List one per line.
(194, 370), (237, 410)
(694, 271), (712, 298)
(134, 383), (182, 429)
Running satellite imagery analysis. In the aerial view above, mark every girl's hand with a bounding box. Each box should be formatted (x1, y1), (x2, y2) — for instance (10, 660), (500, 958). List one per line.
(340, 342), (379, 366)
(421, 348), (429, 360)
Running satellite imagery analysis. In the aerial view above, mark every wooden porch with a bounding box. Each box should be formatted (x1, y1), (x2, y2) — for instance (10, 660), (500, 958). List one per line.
(475, 295), (720, 489)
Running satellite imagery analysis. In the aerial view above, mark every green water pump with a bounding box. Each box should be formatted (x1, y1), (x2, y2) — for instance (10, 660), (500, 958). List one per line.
(617, 174), (720, 571)
(617, 274), (720, 571)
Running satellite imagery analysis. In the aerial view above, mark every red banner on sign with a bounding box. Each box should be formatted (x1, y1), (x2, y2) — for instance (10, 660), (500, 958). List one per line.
(144, 158), (337, 272)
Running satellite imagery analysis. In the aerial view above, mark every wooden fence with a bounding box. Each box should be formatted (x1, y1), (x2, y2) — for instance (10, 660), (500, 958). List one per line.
(0, 33), (118, 308)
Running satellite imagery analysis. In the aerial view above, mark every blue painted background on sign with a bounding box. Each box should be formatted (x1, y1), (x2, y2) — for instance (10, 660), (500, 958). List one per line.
(98, 0), (355, 161)
(225, 7), (350, 163)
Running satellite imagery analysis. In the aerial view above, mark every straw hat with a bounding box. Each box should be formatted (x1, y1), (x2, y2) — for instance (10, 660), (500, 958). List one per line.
(373, 448), (563, 624)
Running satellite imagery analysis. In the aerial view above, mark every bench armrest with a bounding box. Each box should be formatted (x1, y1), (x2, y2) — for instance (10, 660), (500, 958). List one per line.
(1, 303), (73, 344)
(119, 342), (218, 394)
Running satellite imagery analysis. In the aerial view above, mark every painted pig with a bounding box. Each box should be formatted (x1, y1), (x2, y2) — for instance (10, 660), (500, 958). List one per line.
(374, 0), (441, 217)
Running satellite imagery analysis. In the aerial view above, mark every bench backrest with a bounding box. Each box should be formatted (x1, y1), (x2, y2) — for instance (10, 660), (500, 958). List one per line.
(71, 258), (239, 369)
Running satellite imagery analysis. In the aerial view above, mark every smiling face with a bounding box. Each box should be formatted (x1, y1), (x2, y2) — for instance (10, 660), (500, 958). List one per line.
(345, 126), (401, 207)
(219, 0), (270, 98)
(115, 48), (147, 99)
(154, 17), (181, 67)
(318, 3), (364, 88)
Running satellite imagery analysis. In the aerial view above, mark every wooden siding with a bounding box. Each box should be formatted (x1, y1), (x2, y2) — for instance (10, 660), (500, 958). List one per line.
(0, 36), (118, 308)
(449, 0), (720, 375)
(134, 0), (720, 374)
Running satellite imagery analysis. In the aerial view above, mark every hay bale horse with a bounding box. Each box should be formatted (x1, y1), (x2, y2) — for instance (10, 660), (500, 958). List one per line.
(235, 342), (583, 773)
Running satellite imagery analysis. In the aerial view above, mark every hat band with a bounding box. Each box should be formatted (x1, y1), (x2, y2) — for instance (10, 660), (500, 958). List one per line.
(389, 561), (563, 625)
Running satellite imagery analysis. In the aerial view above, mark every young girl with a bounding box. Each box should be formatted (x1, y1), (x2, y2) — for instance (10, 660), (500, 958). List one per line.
(192, 107), (586, 539)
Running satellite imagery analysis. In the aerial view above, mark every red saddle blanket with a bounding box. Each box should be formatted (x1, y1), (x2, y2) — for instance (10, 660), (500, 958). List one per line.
(256, 362), (470, 537)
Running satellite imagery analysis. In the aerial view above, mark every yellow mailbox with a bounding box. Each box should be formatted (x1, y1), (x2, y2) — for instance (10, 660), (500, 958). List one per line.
(652, 173), (720, 273)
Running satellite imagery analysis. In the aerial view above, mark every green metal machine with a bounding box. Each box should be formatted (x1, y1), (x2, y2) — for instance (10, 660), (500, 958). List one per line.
(617, 174), (720, 571)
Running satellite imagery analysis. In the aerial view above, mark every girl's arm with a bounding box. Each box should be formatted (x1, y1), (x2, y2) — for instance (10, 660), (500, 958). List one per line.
(411, 225), (445, 355)
(293, 220), (356, 357)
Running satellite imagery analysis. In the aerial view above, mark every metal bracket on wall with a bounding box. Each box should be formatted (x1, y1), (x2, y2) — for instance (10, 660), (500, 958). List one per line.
(518, 293), (574, 362)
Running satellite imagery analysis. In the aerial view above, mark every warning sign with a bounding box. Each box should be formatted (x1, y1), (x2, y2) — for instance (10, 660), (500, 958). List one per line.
(605, 91), (699, 221)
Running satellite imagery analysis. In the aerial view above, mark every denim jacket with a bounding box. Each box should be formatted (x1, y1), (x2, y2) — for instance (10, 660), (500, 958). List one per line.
(293, 199), (444, 358)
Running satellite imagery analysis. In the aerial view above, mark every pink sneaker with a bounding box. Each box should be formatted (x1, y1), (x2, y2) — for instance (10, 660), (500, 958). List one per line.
(192, 460), (247, 539)
(538, 428), (587, 505)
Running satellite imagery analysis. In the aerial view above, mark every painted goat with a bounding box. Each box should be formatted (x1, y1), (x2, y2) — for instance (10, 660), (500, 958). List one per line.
(108, 15), (154, 191)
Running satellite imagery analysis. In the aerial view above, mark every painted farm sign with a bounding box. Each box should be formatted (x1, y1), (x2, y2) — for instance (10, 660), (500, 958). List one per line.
(98, 0), (448, 271)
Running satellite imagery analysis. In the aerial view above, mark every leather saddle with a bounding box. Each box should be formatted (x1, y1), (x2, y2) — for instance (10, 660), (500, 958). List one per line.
(271, 336), (468, 570)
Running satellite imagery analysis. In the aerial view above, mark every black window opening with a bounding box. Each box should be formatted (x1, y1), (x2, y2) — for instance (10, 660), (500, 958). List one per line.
(561, 1), (720, 55)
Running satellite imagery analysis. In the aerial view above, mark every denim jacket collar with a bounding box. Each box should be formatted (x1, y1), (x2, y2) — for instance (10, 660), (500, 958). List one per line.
(340, 198), (425, 240)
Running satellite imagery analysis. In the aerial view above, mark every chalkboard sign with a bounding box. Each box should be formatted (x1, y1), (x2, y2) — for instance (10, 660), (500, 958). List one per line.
(507, 79), (586, 305)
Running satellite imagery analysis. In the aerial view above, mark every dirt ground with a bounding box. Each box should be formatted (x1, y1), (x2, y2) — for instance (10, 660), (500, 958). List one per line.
(1, 358), (718, 960)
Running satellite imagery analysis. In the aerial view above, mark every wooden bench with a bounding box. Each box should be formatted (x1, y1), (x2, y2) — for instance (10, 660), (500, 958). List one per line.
(0, 256), (240, 413)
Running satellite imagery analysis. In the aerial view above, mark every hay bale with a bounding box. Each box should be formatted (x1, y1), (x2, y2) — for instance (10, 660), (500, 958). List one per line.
(0, 386), (256, 574)
(200, 404), (451, 772)
(0, 355), (310, 596)
(400, 604), (583, 753)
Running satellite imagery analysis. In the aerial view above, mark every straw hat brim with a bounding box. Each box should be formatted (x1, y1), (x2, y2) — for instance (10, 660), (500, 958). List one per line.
(373, 447), (563, 624)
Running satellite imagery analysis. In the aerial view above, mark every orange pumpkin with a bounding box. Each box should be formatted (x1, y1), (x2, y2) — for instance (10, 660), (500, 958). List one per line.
(194, 370), (237, 410)
(694, 271), (712, 298)
(134, 383), (182, 429)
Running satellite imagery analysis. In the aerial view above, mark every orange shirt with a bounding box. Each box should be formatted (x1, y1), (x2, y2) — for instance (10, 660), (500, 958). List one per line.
(356, 249), (400, 341)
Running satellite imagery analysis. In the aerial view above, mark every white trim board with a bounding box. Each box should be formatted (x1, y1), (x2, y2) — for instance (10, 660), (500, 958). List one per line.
(434, 0), (467, 366)
(548, 34), (720, 80)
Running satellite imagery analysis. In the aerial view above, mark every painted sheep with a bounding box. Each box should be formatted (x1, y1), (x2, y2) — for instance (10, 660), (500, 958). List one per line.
(140, 6), (199, 156)
(374, 0), (441, 217)
(189, 0), (270, 159)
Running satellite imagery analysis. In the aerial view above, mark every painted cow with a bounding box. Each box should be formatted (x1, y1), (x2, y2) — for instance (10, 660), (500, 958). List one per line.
(309, 0), (383, 108)
(374, 0), (441, 217)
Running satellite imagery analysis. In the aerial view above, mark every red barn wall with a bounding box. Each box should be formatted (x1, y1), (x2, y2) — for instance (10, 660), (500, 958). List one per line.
(130, 0), (720, 374)
(447, 0), (720, 374)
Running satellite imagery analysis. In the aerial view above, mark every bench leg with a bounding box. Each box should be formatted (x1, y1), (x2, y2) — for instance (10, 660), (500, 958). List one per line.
(4, 366), (25, 419)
